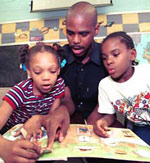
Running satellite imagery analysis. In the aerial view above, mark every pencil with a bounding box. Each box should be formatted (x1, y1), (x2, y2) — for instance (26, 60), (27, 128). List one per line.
(84, 119), (89, 131)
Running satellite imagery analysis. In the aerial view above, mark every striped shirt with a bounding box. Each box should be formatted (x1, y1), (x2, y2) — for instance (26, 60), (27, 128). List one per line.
(3, 77), (65, 129)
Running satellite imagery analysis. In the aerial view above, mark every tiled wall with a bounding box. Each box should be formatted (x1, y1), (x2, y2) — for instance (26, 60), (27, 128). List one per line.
(0, 12), (150, 45)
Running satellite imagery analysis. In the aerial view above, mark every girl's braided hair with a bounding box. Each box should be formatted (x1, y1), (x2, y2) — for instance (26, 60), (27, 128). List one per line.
(102, 31), (138, 65)
(19, 42), (66, 70)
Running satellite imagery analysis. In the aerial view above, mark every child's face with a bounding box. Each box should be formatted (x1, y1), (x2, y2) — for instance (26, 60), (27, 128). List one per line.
(101, 38), (136, 83)
(27, 51), (60, 95)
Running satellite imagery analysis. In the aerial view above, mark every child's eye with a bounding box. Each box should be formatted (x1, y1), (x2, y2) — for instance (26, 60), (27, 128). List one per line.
(50, 70), (57, 74)
(34, 71), (41, 75)
(101, 55), (107, 60)
(113, 53), (119, 57)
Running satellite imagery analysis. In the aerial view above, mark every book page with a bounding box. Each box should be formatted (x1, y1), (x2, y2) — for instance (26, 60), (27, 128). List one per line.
(2, 124), (150, 162)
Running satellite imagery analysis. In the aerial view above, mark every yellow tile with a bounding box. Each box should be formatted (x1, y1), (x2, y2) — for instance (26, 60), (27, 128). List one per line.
(30, 20), (44, 31)
(16, 29), (22, 33)
(139, 23), (150, 32)
(122, 13), (139, 24)
(44, 28), (59, 41)
(29, 43), (36, 47)
(15, 30), (29, 43)
(98, 14), (107, 25)
(60, 41), (68, 46)
(2, 23), (16, 33)
(95, 38), (103, 43)
(107, 24), (123, 35)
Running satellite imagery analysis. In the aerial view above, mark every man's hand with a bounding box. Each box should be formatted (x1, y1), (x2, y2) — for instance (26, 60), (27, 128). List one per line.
(0, 137), (41, 163)
(15, 115), (43, 141)
(41, 106), (70, 149)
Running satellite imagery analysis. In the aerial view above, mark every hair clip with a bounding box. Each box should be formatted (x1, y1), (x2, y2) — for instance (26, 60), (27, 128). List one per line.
(53, 44), (58, 51)
(61, 59), (67, 68)
(20, 64), (27, 72)
(28, 46), (32, 51)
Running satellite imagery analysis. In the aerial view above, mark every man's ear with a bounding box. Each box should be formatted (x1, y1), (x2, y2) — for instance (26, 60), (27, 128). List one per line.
(57, 68), (60, 76)
(27, 68), (31, 78)
(95, 23), (100, 36)
(95, 21), (103, 36)
(62, 20), (66, 25)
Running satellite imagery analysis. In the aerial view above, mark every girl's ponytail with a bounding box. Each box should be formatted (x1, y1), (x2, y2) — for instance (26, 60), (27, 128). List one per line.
(18, 44), (30, 71)
(53, 43), (67, 68)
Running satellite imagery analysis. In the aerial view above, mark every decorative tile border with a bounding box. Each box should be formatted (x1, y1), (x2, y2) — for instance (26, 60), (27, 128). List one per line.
(0, 12), (150, 45)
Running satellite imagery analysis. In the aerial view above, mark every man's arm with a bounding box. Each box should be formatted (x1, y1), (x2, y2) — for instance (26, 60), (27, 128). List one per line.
(41, 86), (75, 149)
(0, 135), (41, 163)
(60, 86), (75, 116)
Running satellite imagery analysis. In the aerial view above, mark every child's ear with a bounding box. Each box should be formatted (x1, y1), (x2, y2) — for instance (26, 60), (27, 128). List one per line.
(27, 68), (31, 78)
(57, 68), (60, 75)
(130, 48), (137, 61)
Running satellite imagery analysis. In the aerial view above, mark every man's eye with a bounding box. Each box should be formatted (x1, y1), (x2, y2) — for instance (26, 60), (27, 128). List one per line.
(80, 32), (88, 37)
(67, 31), (74, 36)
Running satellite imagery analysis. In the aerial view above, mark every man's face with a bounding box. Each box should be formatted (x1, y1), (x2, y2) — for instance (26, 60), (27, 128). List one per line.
(66, 15), (98, 57)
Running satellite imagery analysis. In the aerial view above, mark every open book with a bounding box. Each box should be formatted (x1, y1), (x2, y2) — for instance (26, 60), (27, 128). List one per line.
(2, 124), (150, 162)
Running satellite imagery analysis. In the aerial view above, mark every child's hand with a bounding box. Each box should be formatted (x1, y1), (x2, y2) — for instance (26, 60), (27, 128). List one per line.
(1, 138), (41, 163)
(15, 115), (43, 141)
(93, 119), (110, 138)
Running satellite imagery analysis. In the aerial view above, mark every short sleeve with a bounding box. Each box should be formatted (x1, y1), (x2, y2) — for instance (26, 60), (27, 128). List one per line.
(98, 82), (116, 114)
(3, 85), (23, 109)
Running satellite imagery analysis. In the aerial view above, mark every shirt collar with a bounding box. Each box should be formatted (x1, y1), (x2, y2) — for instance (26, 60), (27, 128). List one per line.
(64, 41), (102, 66)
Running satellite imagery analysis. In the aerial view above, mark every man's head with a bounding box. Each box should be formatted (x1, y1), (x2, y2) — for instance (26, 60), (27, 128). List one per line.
(66, 1), (100, 59)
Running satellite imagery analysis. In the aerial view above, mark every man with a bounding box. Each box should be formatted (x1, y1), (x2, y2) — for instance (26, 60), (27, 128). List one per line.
(61, 1), (108, 123)
(52, 3), (123, 163)
(43, 1), (109, 157)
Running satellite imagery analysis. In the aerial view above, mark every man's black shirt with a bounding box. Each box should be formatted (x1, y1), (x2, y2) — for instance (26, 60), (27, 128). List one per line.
(61, 42), (108, 119)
